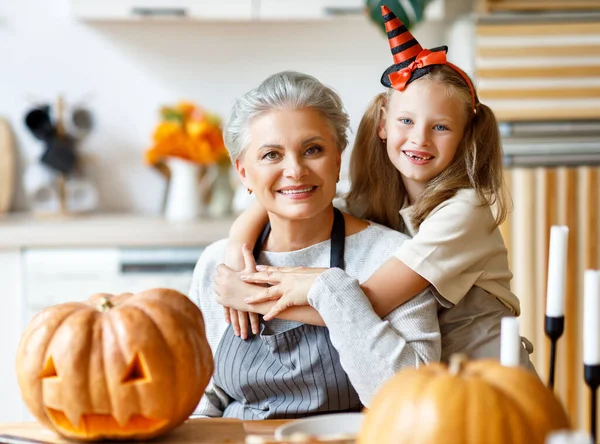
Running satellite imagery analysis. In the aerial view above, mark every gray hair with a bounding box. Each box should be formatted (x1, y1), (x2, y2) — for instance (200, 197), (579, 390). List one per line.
(224, 71), (350, 160)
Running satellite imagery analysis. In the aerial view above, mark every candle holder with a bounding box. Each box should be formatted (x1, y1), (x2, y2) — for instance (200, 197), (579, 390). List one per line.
(584, 364), (600, 443)
(545, 315), (564, 390)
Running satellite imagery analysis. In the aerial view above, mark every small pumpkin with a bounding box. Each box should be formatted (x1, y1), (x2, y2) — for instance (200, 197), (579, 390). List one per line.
(358, 354), (570, 444)
(16, 289), (214, 441)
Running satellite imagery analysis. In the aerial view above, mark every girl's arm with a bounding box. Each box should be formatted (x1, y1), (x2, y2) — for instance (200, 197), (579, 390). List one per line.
(222, 201), (269, 338)
(224, 204), (429, 322)
(241, 299), (326, 326)
(225, 201), (269, 270)
(360, 256), (430, 317)
(243, 258), (430, 320)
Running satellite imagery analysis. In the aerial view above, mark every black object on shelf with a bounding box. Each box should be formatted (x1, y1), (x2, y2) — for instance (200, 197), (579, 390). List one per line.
(24, 106), (55, 141)
(584, 364), (600, 444)
(545, 315), (565, 390)
(40, 135), (77, 174)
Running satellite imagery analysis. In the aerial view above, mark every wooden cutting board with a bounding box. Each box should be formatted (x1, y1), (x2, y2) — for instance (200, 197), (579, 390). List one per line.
(0, 418), (247, 443)
(0, 117), (15, 214)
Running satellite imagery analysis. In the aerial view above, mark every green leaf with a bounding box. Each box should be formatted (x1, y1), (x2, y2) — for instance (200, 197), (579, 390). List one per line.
(365, 0), (432, 33)
(161, 108), (184, 124)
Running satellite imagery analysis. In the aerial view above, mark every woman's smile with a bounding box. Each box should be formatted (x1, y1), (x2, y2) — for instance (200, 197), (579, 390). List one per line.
(277, 185), (318, 199)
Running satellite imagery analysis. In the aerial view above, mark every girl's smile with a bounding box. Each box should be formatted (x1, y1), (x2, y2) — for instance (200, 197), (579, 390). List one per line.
(403, 150), (435, 164)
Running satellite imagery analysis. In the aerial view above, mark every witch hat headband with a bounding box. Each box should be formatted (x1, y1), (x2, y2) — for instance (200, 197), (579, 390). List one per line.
(380, 5), (477, 113)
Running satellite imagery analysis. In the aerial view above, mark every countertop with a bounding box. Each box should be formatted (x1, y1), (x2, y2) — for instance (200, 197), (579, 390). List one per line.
(0, 213), (236, 249)
(0, 419), (291, 443)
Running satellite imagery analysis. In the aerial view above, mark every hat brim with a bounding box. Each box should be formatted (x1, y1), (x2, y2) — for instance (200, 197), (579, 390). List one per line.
(380, 45), (448, 88)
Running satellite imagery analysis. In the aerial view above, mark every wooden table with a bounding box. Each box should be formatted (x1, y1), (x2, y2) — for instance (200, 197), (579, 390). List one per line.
(0, 419), (292, 443)
(244, 420), (290, 439)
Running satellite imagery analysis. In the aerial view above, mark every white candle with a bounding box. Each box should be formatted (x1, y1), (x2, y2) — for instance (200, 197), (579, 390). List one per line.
(583, 270), (600, 366)
(545, 225), (569, 317)
(501, 317), (521, 367)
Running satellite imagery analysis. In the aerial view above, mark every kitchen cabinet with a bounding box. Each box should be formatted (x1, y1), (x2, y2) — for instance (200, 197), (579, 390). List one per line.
(71, 0), (254, 21)
(256, 0), (448, 21)
(71, 0), (448, 22)
(257, 0), (363, 20)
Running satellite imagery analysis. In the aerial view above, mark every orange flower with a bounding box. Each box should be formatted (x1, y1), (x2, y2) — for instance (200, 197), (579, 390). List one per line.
(145, 102), (229, 167)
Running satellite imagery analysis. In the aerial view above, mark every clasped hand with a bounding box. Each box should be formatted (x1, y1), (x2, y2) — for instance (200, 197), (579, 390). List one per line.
(213, 244), (326, 339)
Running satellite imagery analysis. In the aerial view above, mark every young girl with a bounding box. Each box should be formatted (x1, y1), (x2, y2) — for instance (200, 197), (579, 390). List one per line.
(215, 5), (533, 367)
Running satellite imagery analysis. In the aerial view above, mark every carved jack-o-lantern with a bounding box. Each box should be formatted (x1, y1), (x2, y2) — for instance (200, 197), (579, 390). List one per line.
(16, 289), (214, 441)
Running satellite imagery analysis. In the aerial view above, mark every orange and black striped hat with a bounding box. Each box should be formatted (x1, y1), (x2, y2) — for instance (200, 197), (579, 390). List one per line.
(380, 5), (477, 111)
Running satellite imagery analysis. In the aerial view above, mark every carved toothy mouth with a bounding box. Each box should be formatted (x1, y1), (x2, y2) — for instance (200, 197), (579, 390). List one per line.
(46, 408), (167, 437)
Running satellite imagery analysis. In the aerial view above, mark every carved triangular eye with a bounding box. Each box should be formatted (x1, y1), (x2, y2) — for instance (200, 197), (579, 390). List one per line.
(121, 353), (148, 383)
(40, 357), (58, 378)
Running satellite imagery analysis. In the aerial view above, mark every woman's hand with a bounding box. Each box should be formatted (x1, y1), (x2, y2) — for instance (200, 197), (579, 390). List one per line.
(241, 266), (327, 320)
(215, 244), (261, 339)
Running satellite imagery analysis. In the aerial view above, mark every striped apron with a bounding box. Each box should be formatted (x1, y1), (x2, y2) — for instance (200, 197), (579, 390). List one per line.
(212, 208), (362, 419)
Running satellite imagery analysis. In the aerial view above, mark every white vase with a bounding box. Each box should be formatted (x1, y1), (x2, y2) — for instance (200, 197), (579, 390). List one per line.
(207, 164), (235, 218)
(164, 157), (202, 222)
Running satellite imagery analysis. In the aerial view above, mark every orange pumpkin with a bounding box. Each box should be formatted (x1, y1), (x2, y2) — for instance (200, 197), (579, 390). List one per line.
(16, 289), (214, 441)
(358, 354), (570, 444)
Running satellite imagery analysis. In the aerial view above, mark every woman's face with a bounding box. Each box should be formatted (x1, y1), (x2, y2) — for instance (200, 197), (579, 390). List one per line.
(236, 108), (341, 222)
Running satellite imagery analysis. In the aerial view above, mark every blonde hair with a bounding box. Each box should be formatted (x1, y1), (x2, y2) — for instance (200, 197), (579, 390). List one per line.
(347, 65), (509, 231)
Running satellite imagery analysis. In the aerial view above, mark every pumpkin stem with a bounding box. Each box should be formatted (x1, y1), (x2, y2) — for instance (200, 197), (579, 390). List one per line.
(98, 297), (114, 312)
(448, 353), (469, 375)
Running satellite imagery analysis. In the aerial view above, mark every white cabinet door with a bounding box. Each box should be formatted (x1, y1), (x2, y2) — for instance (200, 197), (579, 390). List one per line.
(0, 249), (26, 422)
(258, 0), (323, 19)
(71, 0), (253, 21)
(257, 0), (364, 20)
(322, 0), (363, 16)
(23, 248), (121, 319)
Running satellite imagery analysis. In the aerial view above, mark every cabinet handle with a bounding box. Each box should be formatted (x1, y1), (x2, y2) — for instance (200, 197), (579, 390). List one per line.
(131, 7), (188, 17)
(323, 7), (365, 16)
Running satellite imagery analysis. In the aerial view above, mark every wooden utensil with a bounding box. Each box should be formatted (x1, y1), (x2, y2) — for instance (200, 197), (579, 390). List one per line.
(0, 117), (15, 214)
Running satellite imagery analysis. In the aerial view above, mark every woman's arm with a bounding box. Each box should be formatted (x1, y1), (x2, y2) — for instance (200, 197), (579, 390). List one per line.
(307, 268), (441, 406)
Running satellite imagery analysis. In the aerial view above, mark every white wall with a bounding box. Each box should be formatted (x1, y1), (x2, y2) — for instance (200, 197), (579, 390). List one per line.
(0, 0), (471, 214)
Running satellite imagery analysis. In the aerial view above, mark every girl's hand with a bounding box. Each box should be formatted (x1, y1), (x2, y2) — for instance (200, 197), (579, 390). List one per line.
(241, 266), (327, 320)
(214, 244), (261, 339)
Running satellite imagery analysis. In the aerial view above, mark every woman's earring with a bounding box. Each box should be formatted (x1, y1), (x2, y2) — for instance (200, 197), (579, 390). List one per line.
(336, 176), (340, 184)
(380, 138), (387, 144)
(247, 188), (253, 195)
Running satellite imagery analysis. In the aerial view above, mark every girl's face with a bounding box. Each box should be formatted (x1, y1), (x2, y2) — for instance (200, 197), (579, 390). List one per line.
(378, 79), (468, 196)
(235, 108), (341, 221)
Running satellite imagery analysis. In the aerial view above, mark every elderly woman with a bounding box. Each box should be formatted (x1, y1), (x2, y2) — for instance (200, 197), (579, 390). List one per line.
(188, 71), (440, 420)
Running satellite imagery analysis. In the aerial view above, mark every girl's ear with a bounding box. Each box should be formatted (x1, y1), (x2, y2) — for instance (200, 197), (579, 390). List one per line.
(378, 103), (388, 140)
(235, 158), (250, 190)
